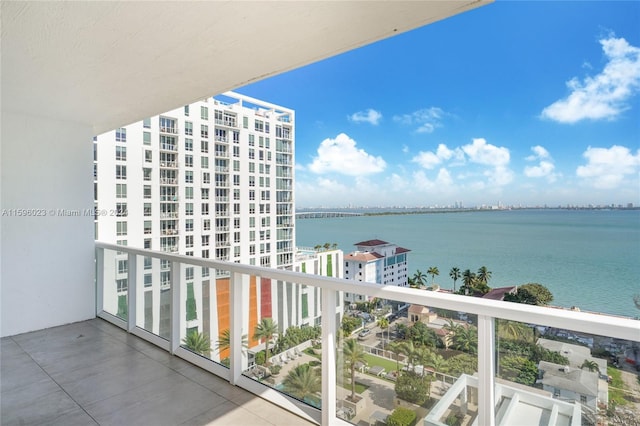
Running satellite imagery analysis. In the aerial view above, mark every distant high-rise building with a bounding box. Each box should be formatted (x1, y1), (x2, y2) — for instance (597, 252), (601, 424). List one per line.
(343, 239), (410, 304)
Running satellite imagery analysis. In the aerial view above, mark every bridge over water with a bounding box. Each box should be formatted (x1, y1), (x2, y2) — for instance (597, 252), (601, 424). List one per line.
(295, 211), (364, 219)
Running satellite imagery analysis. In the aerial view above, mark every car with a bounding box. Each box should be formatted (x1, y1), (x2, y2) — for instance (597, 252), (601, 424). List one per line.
(358, 329), (371, 339)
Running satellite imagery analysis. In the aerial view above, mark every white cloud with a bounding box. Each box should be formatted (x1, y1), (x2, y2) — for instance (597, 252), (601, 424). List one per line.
(412, 151), (441, 169)
(348, 109), (382, 125)
(307, 133), (386, 176)
(576, 145), (640, 189)
(393, 107), (445, 133)
(462, 138), (510, 167)
(542, 35), (640, 123)
(524, 145), (558, 182)
(412, 143), (464, 169)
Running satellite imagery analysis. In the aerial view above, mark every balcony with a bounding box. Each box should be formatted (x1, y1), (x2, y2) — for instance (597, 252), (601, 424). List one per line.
(93, 242), (640, 426)
(159, 126), (179, 135)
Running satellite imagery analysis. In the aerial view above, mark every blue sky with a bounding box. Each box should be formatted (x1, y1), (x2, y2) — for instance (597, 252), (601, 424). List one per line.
(238, 1), (640, 208)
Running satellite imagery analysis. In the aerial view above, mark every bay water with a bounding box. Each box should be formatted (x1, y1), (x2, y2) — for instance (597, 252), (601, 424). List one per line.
(296, 209), (640, 318)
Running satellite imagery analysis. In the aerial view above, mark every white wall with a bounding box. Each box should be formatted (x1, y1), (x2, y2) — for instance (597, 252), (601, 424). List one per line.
(1, 111), (95, 337)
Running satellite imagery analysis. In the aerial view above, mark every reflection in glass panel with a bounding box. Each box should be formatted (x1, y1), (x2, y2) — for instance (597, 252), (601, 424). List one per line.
(101, 248), (128, 321)
(133, 255), (170, 340)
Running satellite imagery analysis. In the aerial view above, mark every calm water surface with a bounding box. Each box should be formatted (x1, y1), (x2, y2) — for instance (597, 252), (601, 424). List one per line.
(296, 209), (640, 318)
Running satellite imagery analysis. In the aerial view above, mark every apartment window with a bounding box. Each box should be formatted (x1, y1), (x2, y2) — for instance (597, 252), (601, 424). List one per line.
(116, 183), (127, 198)
(185, 203), (193, 216)
(185, 171), (193, 183)
(233, 146), (240, 157)
(116, 279), (128, 292)
(201, 203), (209, 215)
(249, 230), (255, 242)
(116, 128), (126, 142)
(202, 267), (209, 278)
(144, 274), (152, 288)
(185, 219), (193, 232)
(141, 168), (150, 181)
(201, 124), (208, 138)
(186, 267), (194, 280)
(259, 150), (264, 161)
(185, 155), (193, 167)
(249, 245), (255, 255)
(202, 249), (209, 259)
(249, 176), (255, 187)
(161, 259), (170, 269)
(115, 165), (127, 180)
(234, 232), (241, 243)
(202, 172), (210, 184)
(144, 221), (152, 234)
(185, 187), (193, 199)
(249, 162), (255, 173)
(202, 235), (209, 246)
(261, 190), (270, 201)
(233, 175), (240, 186)
(143, 118), (151, 129)
(254, 120), (264, 132)
(201, 106), (208, 120)
(265, 137), (270, 149)
(115, 146), (127, 161)
(116, 221), (127, 236)
(116, 203), (127, 217)
(201, 157), (208, 169)
(185, 121), (193, 136)
(117, 259), (128, 274)
(203, 219), (210, 231)
(144, 257), (152, 270)
(143, 185), (151, 198)
(185, 235), (193, 248)
(233, 189), (240, 200)
(201, 188), (209, 200)
(234, 218), (241, 229)
(143, 131), (151, 145)
(184, 105), (189, 116)
(144, 239), (151, 249)
(248, 148), (255, 159)
(249, 190), (255, 200)
(144, 150), (152, 162)
(201, 140), (208, 153)
(265, 123), (270, 134)
(258, 136), (264, 148)
(249, 217), (255, 228)
(144, 203), (151, 216)
(233, 203), (240, 214)
(249, 134), (255, 146)
(243, 116), (248, 129)
(261, 217), (270, 227)
(185, 138), (193, 151)
(249, 203), (255, 214)
(233, 131), (239, 143)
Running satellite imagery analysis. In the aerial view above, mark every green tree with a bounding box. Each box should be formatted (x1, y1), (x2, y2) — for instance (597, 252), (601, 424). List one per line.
(341, 316), (361, 336)
(504, 283), (554, 306)
(282, 364), (321, 399)
(476, 266), (492, 285)
(378, 317), (390, 350)
(395, 370), (431, 405)
(581, 359), (600, 373)
(461, 269), (476, 295)
(427, 266), (439, 285)
(253, 317), (278, 366)
(496, 320), (534, 343)
(343, 338), (367, 401)
(387, 407), (418, 426)
(215, 329), (249, 355)
(412, 270), (427, 289)
(449, 267), (461, 293)
(406, 321), (438, 348)
(445, 353), (477, 377)
(451, 326), (478, 355)
(388, 341), (404, 372)
(182, 330), (211, 356)
(400, 340), (420, 369)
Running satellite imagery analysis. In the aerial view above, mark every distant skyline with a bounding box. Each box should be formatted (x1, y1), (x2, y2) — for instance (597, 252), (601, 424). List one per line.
(238, 1), (640, 208)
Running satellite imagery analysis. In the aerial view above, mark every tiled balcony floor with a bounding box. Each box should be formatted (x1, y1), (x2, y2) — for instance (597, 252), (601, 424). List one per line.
(1, 319), (315, 426)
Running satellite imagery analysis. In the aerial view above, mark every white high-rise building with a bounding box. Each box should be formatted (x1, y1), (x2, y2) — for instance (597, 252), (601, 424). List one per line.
(94, 92), (298, 361)
(343, 239), (410, 304)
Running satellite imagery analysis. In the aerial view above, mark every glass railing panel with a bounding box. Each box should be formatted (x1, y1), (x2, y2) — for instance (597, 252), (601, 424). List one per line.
(135, 255), (171, 340)
(242, 277), (322, 409)
(101, 247), (129, 321)
(337, 296), (478, 425)
(425, 317), (640, 426)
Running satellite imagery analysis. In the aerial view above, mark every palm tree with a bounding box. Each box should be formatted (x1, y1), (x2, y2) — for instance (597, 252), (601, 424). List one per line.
(427, 266), (439, 285)
(400, 340), (420, 369)
(452, 326), (478, 355)
(215, 329), (249, 356)
(253, 317), (278, 365)
(282, 364), (321, 399)
(476, 266), (492, 285)
(449, 267), (461, 293)
(581, 359), (600, 373)
(443, 319), (463, 350)
(343, 339), (367, 401)
(378, 317), (389, 350)
(387, 341), (404, 372)
(182, 330), (211, 356)
(461, 269), (476, 295)
(413, 270), (427, 289)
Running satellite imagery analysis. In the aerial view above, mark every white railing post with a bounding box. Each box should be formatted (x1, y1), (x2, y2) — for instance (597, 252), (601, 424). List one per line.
(477, 314), (496, 426)
(170, 261), (182, 354)
(230, 271), (247, 385)
(321, 288), (337, 426)
(127, 253), (137, 332)
(95, 246), (104, 315)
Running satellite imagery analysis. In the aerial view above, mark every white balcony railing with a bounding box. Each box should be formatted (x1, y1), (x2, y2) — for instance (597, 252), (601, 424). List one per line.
(95, 242), (640, 426)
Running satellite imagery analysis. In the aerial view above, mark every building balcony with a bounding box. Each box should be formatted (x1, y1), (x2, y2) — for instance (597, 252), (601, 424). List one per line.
(90, 242), (639, 426)
(159, 143), (178, 152)
(159, 177), (178, 185)
(215, 118), (237, 128)
(159, 161), (179, 169)
(159, 126), (179, 135)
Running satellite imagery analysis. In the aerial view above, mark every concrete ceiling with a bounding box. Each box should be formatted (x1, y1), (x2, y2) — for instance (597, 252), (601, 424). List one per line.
(1, 1), (491, 134)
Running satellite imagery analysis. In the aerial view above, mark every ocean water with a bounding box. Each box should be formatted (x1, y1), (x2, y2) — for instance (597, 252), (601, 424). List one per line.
(295, 209), (640, 318)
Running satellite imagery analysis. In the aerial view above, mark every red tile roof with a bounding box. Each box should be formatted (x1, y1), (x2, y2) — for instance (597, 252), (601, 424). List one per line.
(354, 239), (389, 246)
